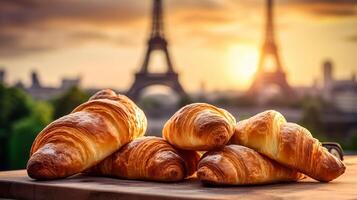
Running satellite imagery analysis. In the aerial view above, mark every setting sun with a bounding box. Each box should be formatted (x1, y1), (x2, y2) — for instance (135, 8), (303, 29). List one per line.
(227, 45), (259, 89)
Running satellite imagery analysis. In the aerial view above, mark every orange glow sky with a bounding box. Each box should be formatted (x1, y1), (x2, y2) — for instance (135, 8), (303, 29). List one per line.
(1, 0), (356, 92)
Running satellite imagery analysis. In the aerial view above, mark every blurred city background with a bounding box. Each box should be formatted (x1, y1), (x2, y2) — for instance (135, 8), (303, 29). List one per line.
(0, 0), (356, 170)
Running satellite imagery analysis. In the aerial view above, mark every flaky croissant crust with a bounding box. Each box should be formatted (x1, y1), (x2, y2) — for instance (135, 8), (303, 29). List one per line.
(27, 89), (147, 180)
(231, 110), (345, 182)
(163, 103), (236, 151)
(87, 136), (200, 182)
(197, 145), (304, 185)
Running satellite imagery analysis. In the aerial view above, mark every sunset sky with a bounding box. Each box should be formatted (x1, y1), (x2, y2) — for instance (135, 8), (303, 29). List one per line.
(1, 0), (356, 92)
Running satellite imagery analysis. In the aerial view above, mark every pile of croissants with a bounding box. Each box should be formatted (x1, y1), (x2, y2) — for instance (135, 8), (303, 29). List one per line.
(27, 89), (345, 185)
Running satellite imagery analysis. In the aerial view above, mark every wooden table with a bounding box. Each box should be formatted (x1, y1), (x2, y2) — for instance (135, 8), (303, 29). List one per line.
(1, 156), (356, 200)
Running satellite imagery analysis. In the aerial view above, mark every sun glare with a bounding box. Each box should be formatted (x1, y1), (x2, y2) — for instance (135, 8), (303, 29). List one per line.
(227, 45), (259, 89)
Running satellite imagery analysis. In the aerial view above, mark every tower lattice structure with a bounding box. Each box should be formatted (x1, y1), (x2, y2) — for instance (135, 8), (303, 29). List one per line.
(249, 0), (294, 97)
(127, 0), (186, 100)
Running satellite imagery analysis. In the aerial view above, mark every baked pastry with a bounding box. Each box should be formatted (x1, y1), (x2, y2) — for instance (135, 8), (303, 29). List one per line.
(87, 136), (200, 182)
(27, 89), (147, 180)
(163, 103), (236, 151)
(230, 110), (345, 182)
(197, 145), (304, 185)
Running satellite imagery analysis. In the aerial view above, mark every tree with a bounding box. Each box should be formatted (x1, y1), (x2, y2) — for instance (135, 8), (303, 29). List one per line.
(0, 85), (31, 131)
(347, 129), (357, 150)
(0, 84), (32, 170)
(52, 87), (89, 119)
(178, 95), (193, 108)
(8, 101), (53, 169)
(299, 97), (326, 141)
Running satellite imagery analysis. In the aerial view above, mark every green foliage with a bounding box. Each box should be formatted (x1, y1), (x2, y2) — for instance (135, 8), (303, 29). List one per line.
(8, 101), (53, 169)
(31, 101), (53, 125)
(235, 95), (255, 107)
(345, 130), (357, 150)
(52, 87), (89, 118)
(1, 85), (92, 170)
(299, 96), (326, 141)
(178, 95), (193, 108)
(0, 84), (33, 170)
(8, 101), (52, 169)
(138, 97), (162, 110)
(0, 85), (31, 132)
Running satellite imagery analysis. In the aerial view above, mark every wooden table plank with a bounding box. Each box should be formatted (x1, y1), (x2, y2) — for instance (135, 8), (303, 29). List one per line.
(0, 156), (356, 200)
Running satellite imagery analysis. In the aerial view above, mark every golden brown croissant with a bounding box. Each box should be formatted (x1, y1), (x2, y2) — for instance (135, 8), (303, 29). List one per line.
(27, 89), (147, 180)
(197, 145), (304, 185)
(86, 136), (200, 182)
(230, 110), (345, 182)
(163, 103), (236, 151)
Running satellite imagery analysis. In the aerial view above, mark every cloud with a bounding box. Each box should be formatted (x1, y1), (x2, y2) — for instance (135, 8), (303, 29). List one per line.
(0, 0), (356, 57)
(278, 0), (357, 18)
(282, 0), (357, 6)
(346, 33), (357, 42)
(0, 0), (146, 27)
(187, 29), (246, 50)
(0, 28), (137, 57)
(0, 0), (232, 57)
(170, 0), (227, 10)
(0, 0), (227, 29)
(0, 0), (149, 57)
(0, 30), (54, 57)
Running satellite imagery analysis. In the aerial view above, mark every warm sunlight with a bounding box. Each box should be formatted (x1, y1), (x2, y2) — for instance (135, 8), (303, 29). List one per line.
(226, 45), (259, 89)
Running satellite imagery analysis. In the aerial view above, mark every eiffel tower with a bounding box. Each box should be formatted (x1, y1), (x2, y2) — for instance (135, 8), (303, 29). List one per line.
(249, 0), (294, 97)
(127, 0), (186, 100)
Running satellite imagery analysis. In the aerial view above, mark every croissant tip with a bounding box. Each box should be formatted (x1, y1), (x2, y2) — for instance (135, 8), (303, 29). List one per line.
(332, 161), (347, 181)
(197, 166), (219, 183)
(213, 133), (229, 147)
(162, 166), (184, 181)
(315, 161), (346, 182)
(27, 146), (73, 180)
(27, 159), (54, 180)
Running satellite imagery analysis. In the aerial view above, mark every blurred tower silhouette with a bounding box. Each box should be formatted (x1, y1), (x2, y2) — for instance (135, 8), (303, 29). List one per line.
(30, 71), (41, 89)
(321, 60), (357, 113)
(0, 69), (5, 84)
(249, 0), (294, 97)
(323, 60), (333, 101)
(127, 0), (186, 100)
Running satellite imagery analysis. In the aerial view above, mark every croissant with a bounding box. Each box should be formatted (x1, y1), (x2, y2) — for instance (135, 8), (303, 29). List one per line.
(86, 136), (200, 182)
(163, 103), (236, 151)
(197, 145), (304, 185)
(27, 89), (147, 180)
(230, 110), (345, 182)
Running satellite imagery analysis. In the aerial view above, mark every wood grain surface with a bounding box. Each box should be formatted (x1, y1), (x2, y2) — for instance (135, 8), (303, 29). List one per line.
(0, 156), (356, 200)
